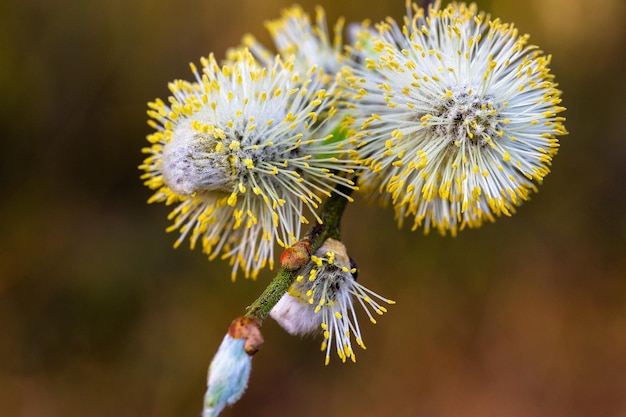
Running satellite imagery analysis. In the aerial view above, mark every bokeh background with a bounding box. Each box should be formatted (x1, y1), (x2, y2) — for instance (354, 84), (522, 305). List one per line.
(2, 0), (625, 415)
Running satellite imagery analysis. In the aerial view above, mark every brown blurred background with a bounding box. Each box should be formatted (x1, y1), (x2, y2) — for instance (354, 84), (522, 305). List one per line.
(1, 0), (625, 416)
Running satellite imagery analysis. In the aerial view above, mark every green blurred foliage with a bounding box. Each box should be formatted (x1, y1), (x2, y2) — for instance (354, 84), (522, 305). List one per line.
(1, 0), (625, 416)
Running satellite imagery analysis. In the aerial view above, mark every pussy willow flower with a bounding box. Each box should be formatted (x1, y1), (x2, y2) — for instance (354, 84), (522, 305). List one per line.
(203, 334), (251, 417)
(140, 49), (358, 279)
(242, 5), (345, 79)
(271, 239), (395, 365)
(344, 1), (567, 234)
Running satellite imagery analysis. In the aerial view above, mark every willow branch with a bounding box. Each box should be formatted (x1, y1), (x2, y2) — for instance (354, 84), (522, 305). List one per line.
(244, 183), (354, 324)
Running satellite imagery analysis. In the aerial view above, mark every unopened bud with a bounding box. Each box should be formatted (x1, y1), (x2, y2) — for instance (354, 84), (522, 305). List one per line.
(279, 240), (311, 271)
(228, 316), (264, 355)
(203, 334), (252, 417)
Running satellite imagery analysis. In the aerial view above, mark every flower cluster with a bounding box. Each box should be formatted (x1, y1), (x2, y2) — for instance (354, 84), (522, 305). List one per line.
(344, 1), (567, 234)
(141, 1), (566, 277)
(271, 239), (394, 364)
(243, 5), (345, 80)
(140, 49), (358, 279)
(142, 2), (568, 414)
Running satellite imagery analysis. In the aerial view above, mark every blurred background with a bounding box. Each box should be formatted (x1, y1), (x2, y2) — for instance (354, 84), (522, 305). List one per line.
(1, 0), (625, 416)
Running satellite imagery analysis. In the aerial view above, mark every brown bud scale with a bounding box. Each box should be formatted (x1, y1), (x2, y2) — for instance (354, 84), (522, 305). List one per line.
(228, 316), (264, 355)
(279, 240), (312, 271)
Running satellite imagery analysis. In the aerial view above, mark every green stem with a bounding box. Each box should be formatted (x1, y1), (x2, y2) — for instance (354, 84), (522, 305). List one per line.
(244, 185), (354, 324)
(305, 182), (353, 253)
(243, 268), (297, 325)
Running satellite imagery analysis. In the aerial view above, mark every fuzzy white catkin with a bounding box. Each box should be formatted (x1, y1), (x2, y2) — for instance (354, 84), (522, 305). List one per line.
(203, 335), (252, 417)
(271, 291), (324, 335)
(161, 120), (235, 196)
